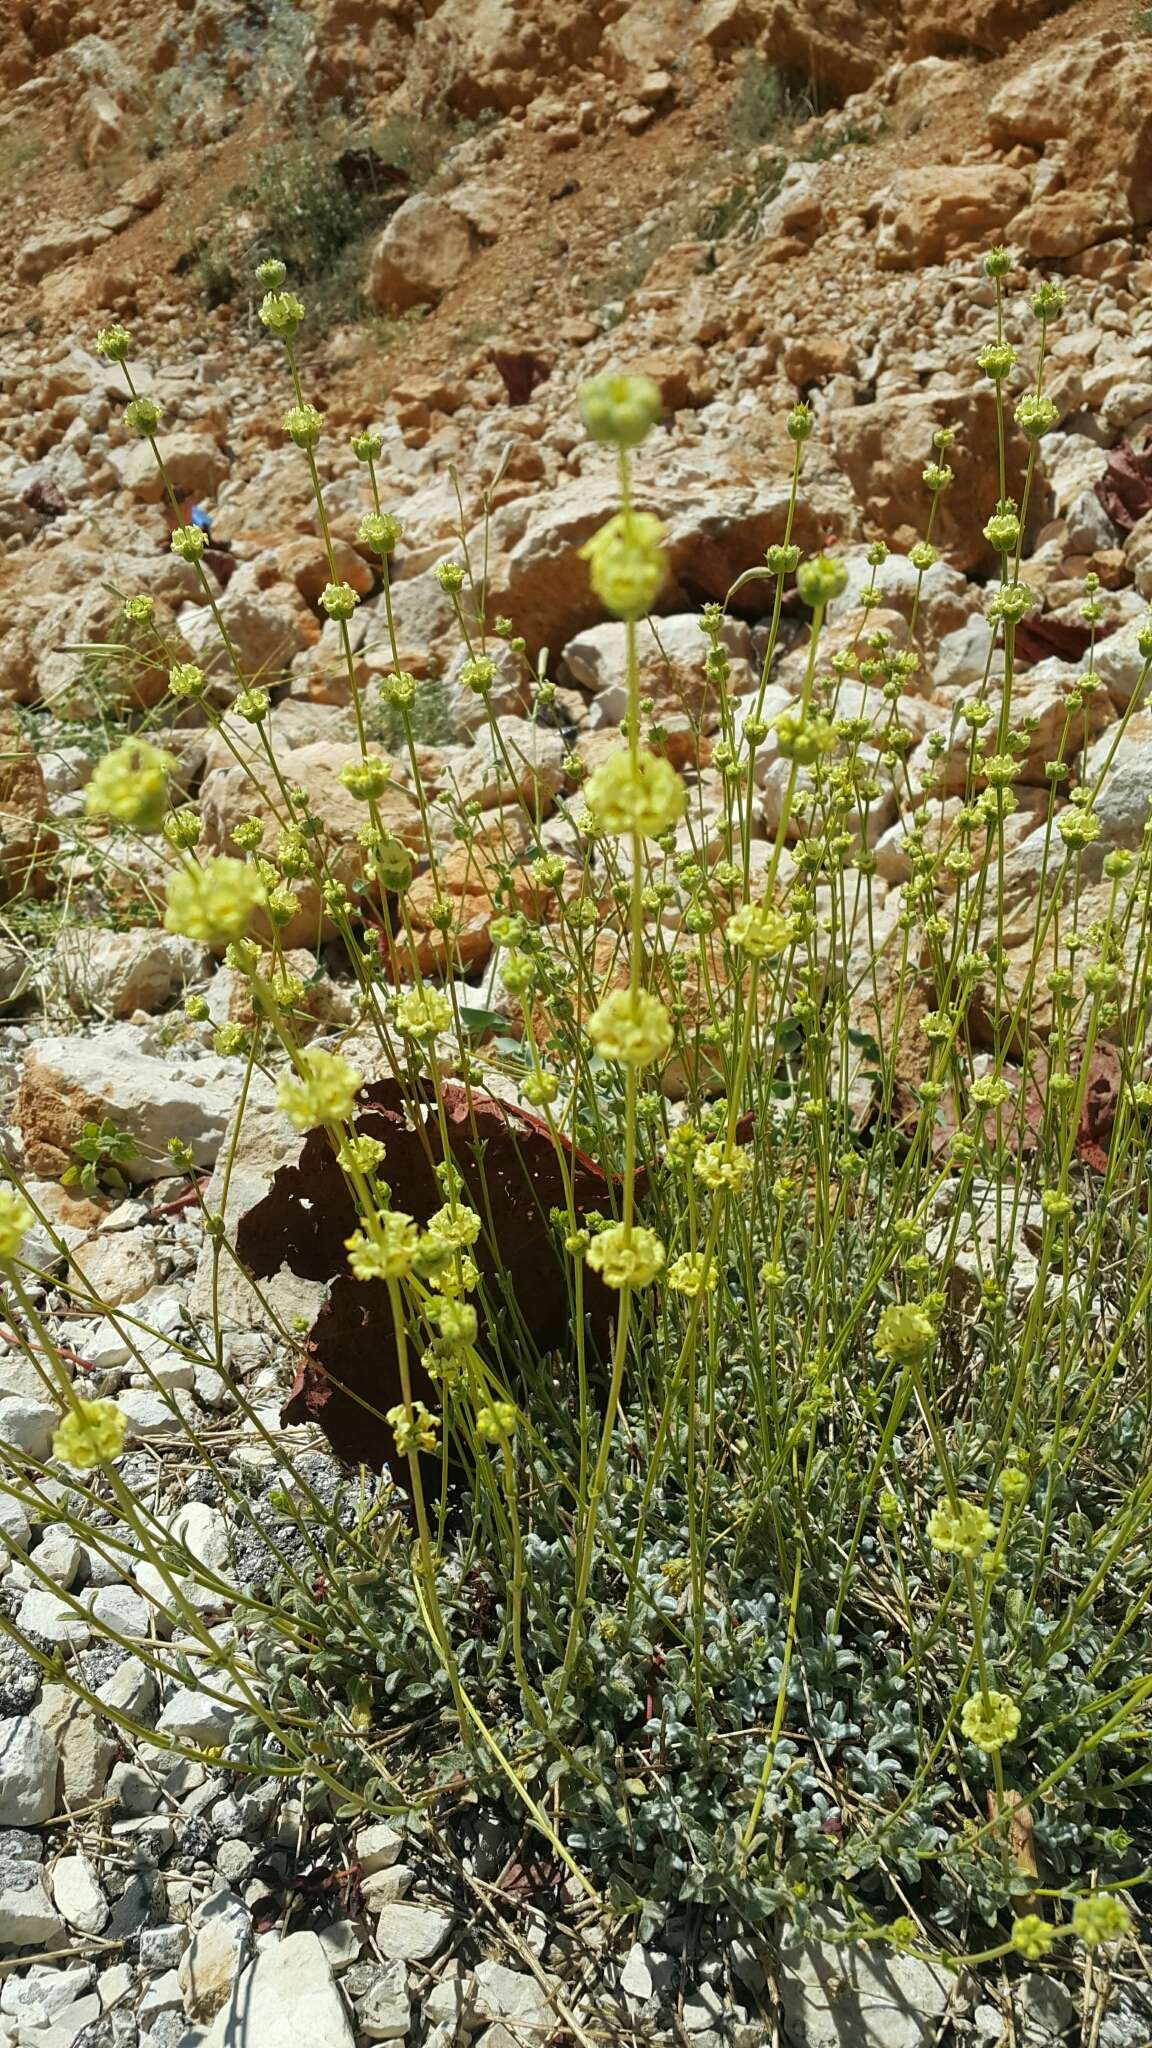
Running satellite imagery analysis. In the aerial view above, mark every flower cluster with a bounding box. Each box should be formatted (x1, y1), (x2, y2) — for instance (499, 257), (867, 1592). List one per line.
(580, 512), (666, 621)
(52, 1399), (127, 1471)
(277, 1049), (363, 1131)
(584, 748), (685, 837)
(164, 858), (265, 945)
(86, 743), (173, 834)
(587, 989), (673, 1068)
(959, 1689), (1020, 1752)
(586, 1223), (666, 1290)
(928, 1497), (996, 1559)
(347, 1212), (421, 1281)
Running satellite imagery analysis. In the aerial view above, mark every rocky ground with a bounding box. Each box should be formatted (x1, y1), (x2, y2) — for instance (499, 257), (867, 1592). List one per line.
(2, 0), (1152, 2041)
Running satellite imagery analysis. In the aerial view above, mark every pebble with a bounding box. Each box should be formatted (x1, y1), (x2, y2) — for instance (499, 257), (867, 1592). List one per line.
(355, 1821), (404, 1874)
(15, 1590), (90, 1647)
(50, 1853), (109, 1934)
(471, 1960), (555, 2038)
(0, 1858), (65, 1946)
(346, 1959), (410, 2041)
(178, 1891), (252, 2023)
(375, 1900), (453, 1964)
(0, 1719), (57, 1826)
(155, 1688), (244, 1747)
(202, 1929), (356, 2047)
(0, 1397), (57, 1461)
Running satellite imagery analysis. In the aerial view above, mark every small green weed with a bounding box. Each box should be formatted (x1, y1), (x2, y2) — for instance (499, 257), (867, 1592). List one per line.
(63, 1118), (138, 1196)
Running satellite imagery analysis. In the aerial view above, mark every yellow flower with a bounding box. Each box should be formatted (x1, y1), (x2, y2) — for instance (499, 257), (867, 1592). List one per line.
(424, 1204), (481, 1250)
(585, 748), (685, 838)
(579, 512), (666, 620)
(0, 1188), (33, 1262)
(666, 1252), (717, 1298)
(959, 1689), (1020, 1752)
(587, 989), (672, 1068)
(86, 742), (174, 834)
(277, 1049), (363, 1131)
(475, 1401), (518, 1443)
(872, 1302), (936, 1361)
(1072, 1893), (1132, 1948)
(52, 1399), (127, 1471)
(927, 1498), (996, 1560)
(394, 987), (452, 1039)
(164, 859), (265, 945)
(725, 902), (793, 959)
(1011, 1916), (1055, 1961)
(386, 1400), (438, 1456)
(694, 1141), (753, 1192)
(339, 757), (393, 800)
(586, 1223), (665, 1290)
(346, 1212), (420, 1281)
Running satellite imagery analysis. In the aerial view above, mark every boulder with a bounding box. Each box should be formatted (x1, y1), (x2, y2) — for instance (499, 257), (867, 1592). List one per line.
(987, 31), (1152, 231)
(1083, 716), (1152, 848)
(199, 739), (425, 946)
(16, 1024), (244, 1182)
(829, 388), (1041, 573)
(561, 612), (755, 723)
(367, 196), (476, 313)
(874, 165), (1031, 269)
(486, 479), (833, 658)
(48, 930), (209, 1018)
(111, 433), (229, 506)
(178, 585), (310, 682)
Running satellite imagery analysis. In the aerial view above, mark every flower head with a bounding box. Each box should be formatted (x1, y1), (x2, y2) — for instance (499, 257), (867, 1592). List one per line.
(394, 986), (452, 1039)
(86, 742), (173, 834)
(168, 661), (206, 700)
(258, 289), (305, 339)
(387, 1399), (438, 1456)
(320, 581), (360, 621)
(53, 1399), (127, 1471)
(587, 989), (672, 1068)
(873, 1301), (936, 1361)
(1015, 393), (1058, 439)
(579, 372), (662, 447)
(164, 858), (265, 945)
(475, 1401), (518, 1443)
(725, 902), (793, 959)
(580, 512), (666, 620)
(171, 524), (206, 563)
(1072, 1893), (1132, 1949)
(928, 1497), (996, 1559)
(347, 1212), (420, 1281)
(1011, 1915), (1055, 1961)
(278, 1049), (363, 1131)
(585, 748), (685, 838)
(0, 1188), (33, 1262)
(960, 1689), (1020, 1752)
(666, 1251), (717, 1297)
(339, 756), (393, 799)
(358, 510), (402, 555)
(94, 325), (132, 362)
(796, 553), (848, 608)
(694, 1141), (753, 1192)
(586, 1223), (665, 1290)
(123, 396), (161, 438)
(283, 402), (323, 449)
